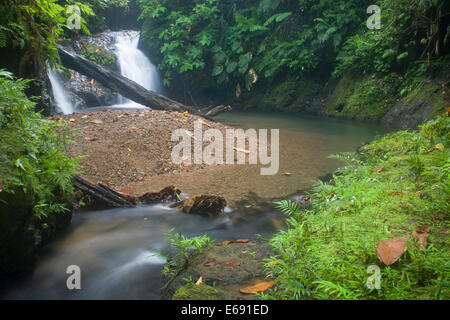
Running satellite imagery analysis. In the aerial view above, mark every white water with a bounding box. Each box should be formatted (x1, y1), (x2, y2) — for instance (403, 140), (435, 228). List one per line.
(113, 31), (161, 109)
(47, 69), (74, 115)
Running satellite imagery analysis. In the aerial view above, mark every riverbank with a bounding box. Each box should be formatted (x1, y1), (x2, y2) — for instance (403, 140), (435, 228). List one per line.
(167, 114), (449, 300)
(56, 109), (230, 192)
(56, 109), (377, 205)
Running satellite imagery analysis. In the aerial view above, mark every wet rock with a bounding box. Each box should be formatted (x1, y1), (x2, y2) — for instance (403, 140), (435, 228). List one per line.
(381, 80), (448, 130)
(138, 186), (181, 204)
(170, 195), (227, 217)
(164, 240), (274, 300)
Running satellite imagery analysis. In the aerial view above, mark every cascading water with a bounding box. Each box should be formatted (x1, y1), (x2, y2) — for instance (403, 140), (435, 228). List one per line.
(47, 69), (74, 115)
(113, 31), (161, 108)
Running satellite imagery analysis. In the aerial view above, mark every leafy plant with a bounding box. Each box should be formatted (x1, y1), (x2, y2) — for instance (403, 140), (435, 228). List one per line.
(0, 70), (78, 220)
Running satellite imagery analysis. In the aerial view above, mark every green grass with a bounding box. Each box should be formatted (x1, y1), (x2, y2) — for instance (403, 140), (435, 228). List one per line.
(264, 114), (449, 300)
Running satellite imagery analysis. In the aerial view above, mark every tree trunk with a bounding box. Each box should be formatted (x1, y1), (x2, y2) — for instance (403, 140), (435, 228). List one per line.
(57, 46), (230, 120)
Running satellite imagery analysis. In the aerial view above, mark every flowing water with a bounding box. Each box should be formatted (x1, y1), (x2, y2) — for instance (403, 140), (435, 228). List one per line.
(47, 68), (75, 115)
(2, 111), (381, 300)
(112, 30), (161, 109)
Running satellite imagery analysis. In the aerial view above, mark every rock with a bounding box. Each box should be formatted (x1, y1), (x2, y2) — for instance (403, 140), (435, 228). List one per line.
(138, 186), (181, 204)
(171, 195), (227, 217)
(164, 240), (274, 300)
(381, 81), (448, 130)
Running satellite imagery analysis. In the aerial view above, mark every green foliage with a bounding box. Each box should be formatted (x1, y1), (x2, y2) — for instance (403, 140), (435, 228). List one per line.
(82, 0), (130, 33)
(0, 70), (78, 220)
(138, 0), (371, 91)
(0, 0), (94, 71)
(335, 0), (449, 76)
(80, 43), (116, 69)
(162, 228), (211, 276)
(265, 114), (450, 300)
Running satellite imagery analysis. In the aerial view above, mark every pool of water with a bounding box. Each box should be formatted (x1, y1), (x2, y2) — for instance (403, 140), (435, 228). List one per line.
(2, 110), (382, 300)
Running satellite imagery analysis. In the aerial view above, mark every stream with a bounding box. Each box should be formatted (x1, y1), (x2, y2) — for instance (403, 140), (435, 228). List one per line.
(4, 30), (382, 300)
(2, 111), (380, 300)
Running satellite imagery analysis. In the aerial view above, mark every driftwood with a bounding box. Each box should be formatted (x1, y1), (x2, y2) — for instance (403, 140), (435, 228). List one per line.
(138, 186), (181, 204)
(74, 176), (136, 208)
(74, 177), (186, 209)
(57, 46), (230, 120)
(205, 105), (232, 117)
(170, 195), (227, 217)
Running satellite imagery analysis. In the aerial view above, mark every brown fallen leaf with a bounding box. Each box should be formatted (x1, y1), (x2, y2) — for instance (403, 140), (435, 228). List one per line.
(224, 260), (240, 267)
(89, 119), (103, 124)
(231, 239), (250, 244)
(375, 167), (383, 173)
(376, 235), (410, 266)
(203, 258), (219, 267)
(84, 137), (97, 142)
(69, 118), (76, 122)
(240, 281), (274, 294)
(412, 225), (432, 249)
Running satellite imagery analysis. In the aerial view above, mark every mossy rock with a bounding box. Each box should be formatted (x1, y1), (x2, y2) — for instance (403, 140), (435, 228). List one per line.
(382, 80), (449, 130)
(80, 44), (116, 70)
(326, 73), (399, 121)
(164, 240), (274, 300)
(260, 77), (322, 112)
(172, 283), (226, 300)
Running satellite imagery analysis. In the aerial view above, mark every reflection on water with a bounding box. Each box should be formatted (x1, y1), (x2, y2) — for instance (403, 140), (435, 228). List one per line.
(2, 111), (381, 300)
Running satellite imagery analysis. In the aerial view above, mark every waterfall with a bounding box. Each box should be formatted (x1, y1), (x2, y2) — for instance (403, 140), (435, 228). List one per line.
(47, 69), (74, 115)
(114, 31), (161, 108)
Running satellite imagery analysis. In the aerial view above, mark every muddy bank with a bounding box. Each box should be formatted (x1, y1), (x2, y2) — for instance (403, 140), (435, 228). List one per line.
(57, 109), (231, 191)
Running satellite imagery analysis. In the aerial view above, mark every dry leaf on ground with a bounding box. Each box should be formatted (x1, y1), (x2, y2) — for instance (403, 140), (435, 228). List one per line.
(240, 281), (275, 294)
(412, 225), (432, 249)
(224, 260), (241, 267)
(89, 119), (104, 124)
(376, 235), (410, 266)
(203, 258), (219, 267)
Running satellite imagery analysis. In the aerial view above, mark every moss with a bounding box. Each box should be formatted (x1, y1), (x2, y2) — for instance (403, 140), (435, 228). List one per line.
(267, 115), (450, 300)
(172, 283), (226, 300)
(80, 44), (116, 70)
(326, 73), (360, 115)
(327, 73), (403, 121)
(260, 77), (322, 112)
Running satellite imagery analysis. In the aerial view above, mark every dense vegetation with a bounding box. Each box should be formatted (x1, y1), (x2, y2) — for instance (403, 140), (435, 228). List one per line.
(266, 114), (449, 300)
(0, 70), (77, 221)
(0, 0), (448, 300)
(138, 0), (449, 108)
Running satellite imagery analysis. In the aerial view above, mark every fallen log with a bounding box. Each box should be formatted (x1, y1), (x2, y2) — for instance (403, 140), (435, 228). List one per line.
(57, 46), (230, 120)
(205, 105), (232, 118)
(74, 176), (135, 208)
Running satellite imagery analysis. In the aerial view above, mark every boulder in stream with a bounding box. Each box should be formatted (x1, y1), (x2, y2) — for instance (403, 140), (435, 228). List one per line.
(170, 195), (227, 217)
